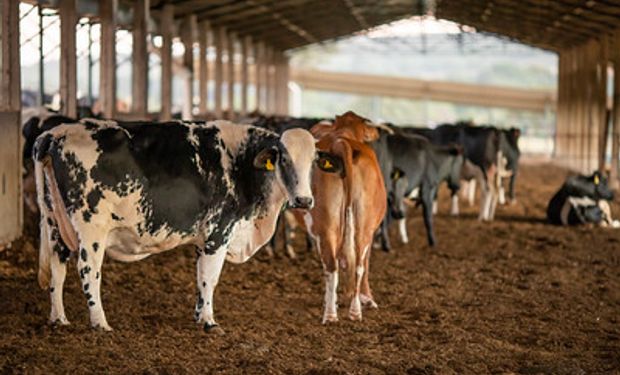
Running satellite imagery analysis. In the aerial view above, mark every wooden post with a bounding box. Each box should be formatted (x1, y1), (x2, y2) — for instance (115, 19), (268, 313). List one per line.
(160, 4), (174, 121)
(282, 54), (290, 115)
(255, 42), (264, 113)
(611, 31), (620, 189)
(59, 0), (77, 118)
(265, 46), (274, 114)
(181, 14), (197, 120)
(198, 21), (210, 116)
(240, 36), (250, 117)
(598, 37), (609, 173)
(0, 0), (23, 244)
(227, 32), (235, 119)
(99, 0), (117, 119)
(131, 0), (149, 118)
(214, 26), (225, 118)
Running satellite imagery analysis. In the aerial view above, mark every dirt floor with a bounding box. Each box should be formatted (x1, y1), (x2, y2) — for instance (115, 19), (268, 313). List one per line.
(1, 162), (619, 374)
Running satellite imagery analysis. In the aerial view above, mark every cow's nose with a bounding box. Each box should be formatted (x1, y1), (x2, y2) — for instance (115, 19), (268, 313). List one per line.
(293, 196), (314, 209)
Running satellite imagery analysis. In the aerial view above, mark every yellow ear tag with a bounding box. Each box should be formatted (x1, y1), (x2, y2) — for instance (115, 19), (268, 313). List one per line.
(323, 159), (333, 169)
(265, 158), (275, 171)
(594, 175), (600, 185)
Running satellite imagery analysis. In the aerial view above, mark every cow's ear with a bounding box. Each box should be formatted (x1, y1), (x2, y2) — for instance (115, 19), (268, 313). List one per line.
(391, 168), (405, 181)
(254, 147), (279, 171)
(316, 151), (343, 174)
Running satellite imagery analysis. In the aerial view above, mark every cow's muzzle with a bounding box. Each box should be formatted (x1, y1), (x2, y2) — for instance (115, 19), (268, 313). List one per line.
(290, 196), (314, 209)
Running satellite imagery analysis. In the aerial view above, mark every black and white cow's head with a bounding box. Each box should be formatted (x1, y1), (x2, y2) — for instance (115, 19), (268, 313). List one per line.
(566, 171), (614, 201)
(262, 128), (316, 209)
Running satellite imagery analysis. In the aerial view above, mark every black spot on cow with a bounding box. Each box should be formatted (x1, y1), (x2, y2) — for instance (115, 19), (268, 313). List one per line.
(88, 300), (95, 307)
(53, 242), (71, 263)
(202, 282), (206, 287)
(111, 213), (122, 221)
(80, 248), (88, 261)
(196, 294), (204, 311)
(93, 242), (99, 252)
(86, 187), (103, 215)
(83, 283), (89, 292)
(49, 287), (55, 293)
(46, 217), (53, 226)
(84, 292), (92, 300)
(82, 210), (92, 222)
(96, 272), (100, 279)
(79, 266), (91, 279)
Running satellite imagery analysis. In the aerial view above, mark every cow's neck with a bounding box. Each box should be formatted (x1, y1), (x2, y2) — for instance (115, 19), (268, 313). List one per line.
(224, 183), (287, 264)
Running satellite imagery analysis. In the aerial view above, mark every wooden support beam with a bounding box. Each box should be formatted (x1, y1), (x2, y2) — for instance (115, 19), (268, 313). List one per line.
(131, 0), (149, 118)
(611, 31), (620, 188)
(255, 42), (265, 113)
(265, 46), (274, 114)
(59, 0), (77, 118)
(214, 26), (225, 118)
(99, 0), (117, 119)
(160, 3), (174, 121)
(198, 21), (210, 115)
(240, 36), (250, 116)
(181, 14), (197, 120)
(227, 32), (235, 119)
(0, 0), (23, 244)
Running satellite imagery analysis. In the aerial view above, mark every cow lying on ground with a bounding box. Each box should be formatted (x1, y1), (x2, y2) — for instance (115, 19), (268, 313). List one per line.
(547, 171), (618, 227)
(34, 119), (316, 333)
(293, 111), (386, 323)
(373, 128), (463, 250)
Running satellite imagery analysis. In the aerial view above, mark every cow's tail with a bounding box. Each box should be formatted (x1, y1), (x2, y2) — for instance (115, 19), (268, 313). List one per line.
(34, 135), (79, 289)
(332, 138), (356, 300)
(34, 154), (51, 289)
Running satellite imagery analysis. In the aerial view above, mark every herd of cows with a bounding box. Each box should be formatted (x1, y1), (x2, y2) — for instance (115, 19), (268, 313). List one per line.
(17, 106), (618, 333)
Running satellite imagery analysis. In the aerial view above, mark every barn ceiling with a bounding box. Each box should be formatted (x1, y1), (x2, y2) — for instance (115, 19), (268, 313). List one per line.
(150, 0), (428, 50)
(435, 0), (620, 51)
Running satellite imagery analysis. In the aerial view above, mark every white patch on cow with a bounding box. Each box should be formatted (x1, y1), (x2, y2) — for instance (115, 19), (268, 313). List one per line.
(450, 194), (459, 216)
(407, 187), (420, 200)
(215, 122), (250, 194)
(398, 218), (409, 244)
(280, 128), (317, 204)
(303, 211), (314, 237)
(322, 271), (338, 324)
(432, 200), (438, 215)
(195, 247), (228, 327)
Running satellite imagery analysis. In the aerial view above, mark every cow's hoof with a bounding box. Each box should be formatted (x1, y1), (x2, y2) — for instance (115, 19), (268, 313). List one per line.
(92, 323), (113, 332)
(49, 317), (70, 327)
(360, 294), (378, 309)
(349, 311), (362, 321)
(322, 314), (338, 324)
(203, 323), (225, 336)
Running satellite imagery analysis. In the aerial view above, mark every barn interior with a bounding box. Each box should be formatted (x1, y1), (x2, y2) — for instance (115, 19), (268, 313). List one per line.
(1, 1), (620, 372)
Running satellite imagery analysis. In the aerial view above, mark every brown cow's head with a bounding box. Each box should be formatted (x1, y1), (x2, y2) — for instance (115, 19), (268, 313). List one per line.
(333, 111), (380, 143)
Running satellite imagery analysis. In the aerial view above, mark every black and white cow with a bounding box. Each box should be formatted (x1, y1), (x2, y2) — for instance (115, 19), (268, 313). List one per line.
(403, 123), (501, 221)
(34, 119), (316, 333)
(497, 127), (521, 205)
(372, 129), (463, 250)
(547, 171), (617, 226)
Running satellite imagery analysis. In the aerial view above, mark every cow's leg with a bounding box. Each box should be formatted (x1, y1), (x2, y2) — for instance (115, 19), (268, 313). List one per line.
(498, 180), (506, 205)
(77, 238), (110, 331)
(421, 185), (437, 247)
(432, 199), (438, 215)
(508, 173), (517, 204)
(397, 217), (409, 244)
(44, 220), (72, 325)
(283, 210), (298, 259)
(467, 179), (476, 206)
(360, 244), (377, 309)
(380, 216), (392, 252)
(195, 247), (227, 334)
(317, 235), (338, 324)
(450, 191), (460, 216)
(478, 176), (490, 221)
(487, 167), (499, 220)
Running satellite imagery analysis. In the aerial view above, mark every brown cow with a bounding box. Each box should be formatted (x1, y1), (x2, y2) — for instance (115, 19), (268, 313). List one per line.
(294, 111), (386, 323)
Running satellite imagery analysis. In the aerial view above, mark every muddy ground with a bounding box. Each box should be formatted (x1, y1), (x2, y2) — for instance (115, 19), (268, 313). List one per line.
(0, 162), (619, 374)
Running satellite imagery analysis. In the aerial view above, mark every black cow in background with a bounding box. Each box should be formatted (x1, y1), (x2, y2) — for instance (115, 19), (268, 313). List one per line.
(402, 123), (503, 221)
(547, 171), (618, 227)
(372, 128), (463, 250)
(497, 128), (521, 205)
